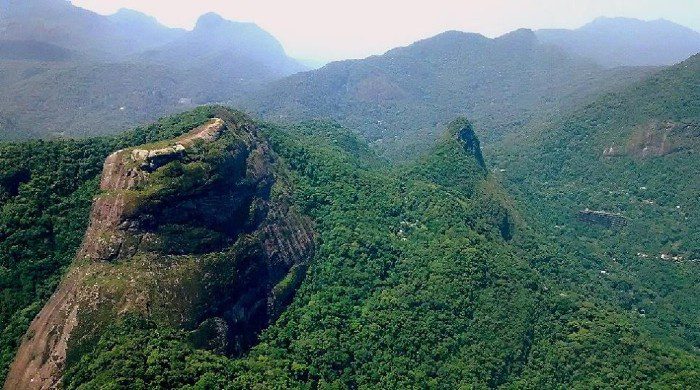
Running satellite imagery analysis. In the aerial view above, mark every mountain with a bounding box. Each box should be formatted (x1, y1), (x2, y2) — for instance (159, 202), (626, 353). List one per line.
(537, 17), (700, 67)
(1, 8), (699, 388)
(494, 54), (700, 351)
(106, 8), (186, 54)
(146, 13), (306, 77)
(2, 107), (698, 388)
(0, 0), (181, 59)
(4, 108), (314, 388)
(136, 13), (307, 102)
(0, 2), (306, 139)
(241, 28), (653, 159)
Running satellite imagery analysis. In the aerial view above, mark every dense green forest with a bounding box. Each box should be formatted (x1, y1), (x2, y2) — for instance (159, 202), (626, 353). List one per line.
(494, 54), (700, 353)
(3, 108), (696, 387)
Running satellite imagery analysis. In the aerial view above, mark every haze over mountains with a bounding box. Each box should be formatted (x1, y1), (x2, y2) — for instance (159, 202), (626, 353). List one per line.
(0, 0), (183, 59)
(0, 0), (306, 138)
(240, 28), (654, 158)
(537, 17), (700, 67)
(0, 0), (698, 144)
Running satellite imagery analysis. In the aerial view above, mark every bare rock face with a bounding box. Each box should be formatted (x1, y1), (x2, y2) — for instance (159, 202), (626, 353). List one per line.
(578, 209), (628, 229)
(603, 121), (698, 159)
(455, 118), (486, 169)
(5, 114), (314, 389)
(626, 121), (676, 158)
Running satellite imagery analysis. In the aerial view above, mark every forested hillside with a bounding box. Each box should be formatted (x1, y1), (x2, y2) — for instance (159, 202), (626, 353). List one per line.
(2, 108), (698, 388)
(241, 29), (654, 160)
(1, 4), (699, 387)
(0, 61), (192, 139)
(494, 53), (700, 353)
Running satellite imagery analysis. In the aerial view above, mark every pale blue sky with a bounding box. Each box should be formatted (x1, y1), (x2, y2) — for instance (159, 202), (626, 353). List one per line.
(72, 0), (700, 62)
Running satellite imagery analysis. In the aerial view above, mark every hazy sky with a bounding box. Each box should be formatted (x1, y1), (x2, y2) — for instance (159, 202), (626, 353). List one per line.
(72, 0), (700, 62)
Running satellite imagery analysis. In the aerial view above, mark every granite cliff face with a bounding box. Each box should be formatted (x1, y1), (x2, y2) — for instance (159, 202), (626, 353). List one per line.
(455, 118), (486, 169)
(4, 112), (314, 389)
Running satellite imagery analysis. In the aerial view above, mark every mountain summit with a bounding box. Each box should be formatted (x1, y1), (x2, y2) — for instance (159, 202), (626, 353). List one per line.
(536, 17), (700, 67)
(4, 109), (315, 389)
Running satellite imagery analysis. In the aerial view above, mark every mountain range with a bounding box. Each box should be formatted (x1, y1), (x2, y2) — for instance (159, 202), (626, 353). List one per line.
(0, 2), (699, 388)
(537, 17), (700, 67)
(1, 0), (699, 145)
(0, 0), (306, 139)
(240, 28), (654, 159)
(0, 0), (183, 59)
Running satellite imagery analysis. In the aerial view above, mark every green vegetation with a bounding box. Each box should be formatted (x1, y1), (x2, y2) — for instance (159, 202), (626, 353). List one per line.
(1, 5), (698, 387)
(63, 316), (237, 390)
(59, 115), (699, 388)
(494, 54), (700, 353)
(1, 91), (698, 386)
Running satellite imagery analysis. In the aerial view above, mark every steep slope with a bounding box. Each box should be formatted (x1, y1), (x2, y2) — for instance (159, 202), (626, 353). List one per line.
(537, 17), (700, 67)
(495, 54), (700, 351)
(0, 108), (222, 381)
(3, 108), (314, 389)
(242, 29), (653, 159)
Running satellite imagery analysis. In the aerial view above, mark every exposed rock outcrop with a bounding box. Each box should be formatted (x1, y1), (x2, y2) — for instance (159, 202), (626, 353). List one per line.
(578, 209), (628, 229)
(5, 113), (314, 389)
(454, 118), (486, 168)
(603, 121), (697, 159)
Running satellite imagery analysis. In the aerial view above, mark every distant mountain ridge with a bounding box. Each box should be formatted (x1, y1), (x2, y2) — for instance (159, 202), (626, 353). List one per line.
(135, 12), (307, 102)
(240, 28), (654, 159)
(0, 0), (180, 59)
(1, 2), (698, 144)
(536, 17), (700, 67)
(0, 0), (307, 139)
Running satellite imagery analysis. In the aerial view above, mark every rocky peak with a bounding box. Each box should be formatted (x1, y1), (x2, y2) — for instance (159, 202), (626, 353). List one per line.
(5, 112), (315, 389)
(194, 12), (228, 31)
(494, 28), (538, 48)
